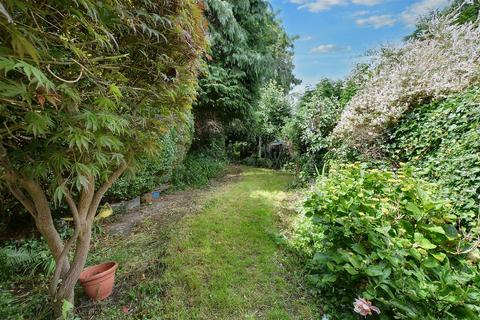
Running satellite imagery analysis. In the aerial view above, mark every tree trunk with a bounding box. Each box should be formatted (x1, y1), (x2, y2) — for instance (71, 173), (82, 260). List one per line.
(34, 210), (70, 276)
(53, 224), (92, 317)
(258, 136), (262, 159)
(1, 156), (127, 317)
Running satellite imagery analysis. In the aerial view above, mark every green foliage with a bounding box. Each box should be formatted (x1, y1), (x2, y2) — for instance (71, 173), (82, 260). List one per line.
(105, 118), (193, 201)
(255, 80), (292, 140)
(283, 78), (353, 184)
(241, 155), (274, 168)
(383, 88), (480, 227)
(0, 289), (20, 320)
(0, 0), (207, 204)
(0, 239), (55, 280)
(194, 0), (298, 150)
(297, 163), (480, 319)
(61, 300), (79, 320)
(171, 153), (225, 189)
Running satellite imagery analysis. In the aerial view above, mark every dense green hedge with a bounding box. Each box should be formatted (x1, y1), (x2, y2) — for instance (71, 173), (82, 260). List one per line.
(383, 88), (480, 227)
(171, 153), (225, 189)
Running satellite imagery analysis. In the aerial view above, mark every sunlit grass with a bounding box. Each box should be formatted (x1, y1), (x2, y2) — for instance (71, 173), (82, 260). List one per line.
(159, 167), (316, 319)
(85, 167), (317, 319)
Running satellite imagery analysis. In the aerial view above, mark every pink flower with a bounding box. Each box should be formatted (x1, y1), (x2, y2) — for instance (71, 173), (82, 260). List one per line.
(353, 298), (381, 317)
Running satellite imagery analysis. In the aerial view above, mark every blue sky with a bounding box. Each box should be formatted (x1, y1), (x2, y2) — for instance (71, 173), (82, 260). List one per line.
(269, 0), (450, 91)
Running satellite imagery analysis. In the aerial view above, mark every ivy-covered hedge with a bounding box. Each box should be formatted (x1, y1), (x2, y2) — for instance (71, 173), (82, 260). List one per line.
(383, 88), (480, 227)
(296, 163), (480, 319)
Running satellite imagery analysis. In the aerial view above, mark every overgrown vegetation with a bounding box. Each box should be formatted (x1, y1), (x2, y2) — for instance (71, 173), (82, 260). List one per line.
(105, 119), (194, 201)
(2, 0), (480, 318)
(297, 164), (480, 319)
(282, 3), (480, 319)
(193, 0), (298, 154)
(382, 88), (480, 226)
(171, 153), (225, 189)
(0, 0), (206, 315)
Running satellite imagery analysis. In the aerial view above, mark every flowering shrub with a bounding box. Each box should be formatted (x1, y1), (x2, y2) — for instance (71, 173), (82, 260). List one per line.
(333, 13), (480, 147)
(297, 163), (480, 319)
(353, 298), (380, 317)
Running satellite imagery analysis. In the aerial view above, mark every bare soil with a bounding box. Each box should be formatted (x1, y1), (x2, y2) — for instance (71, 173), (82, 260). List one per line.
(106, 165), (243, 237)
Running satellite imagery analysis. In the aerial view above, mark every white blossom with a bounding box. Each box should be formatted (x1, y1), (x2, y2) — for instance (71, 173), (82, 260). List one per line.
(333, 11), (480, 147)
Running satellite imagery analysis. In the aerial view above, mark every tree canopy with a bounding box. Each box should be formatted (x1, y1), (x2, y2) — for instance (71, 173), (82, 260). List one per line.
(193, 0), (298, 150)
(0, 0), (206, 313)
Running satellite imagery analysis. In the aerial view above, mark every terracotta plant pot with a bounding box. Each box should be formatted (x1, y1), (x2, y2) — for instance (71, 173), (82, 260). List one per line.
(143, 192), (153, 203)
(79, 262), (118, 300)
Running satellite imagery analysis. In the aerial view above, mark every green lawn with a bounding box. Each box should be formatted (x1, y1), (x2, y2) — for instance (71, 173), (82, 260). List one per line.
(81, 167), (317, 319)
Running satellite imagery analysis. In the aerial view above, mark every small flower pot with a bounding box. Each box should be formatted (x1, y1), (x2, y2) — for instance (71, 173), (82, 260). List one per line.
(142, 192), (153, 204)
(79, 262), (118, 300)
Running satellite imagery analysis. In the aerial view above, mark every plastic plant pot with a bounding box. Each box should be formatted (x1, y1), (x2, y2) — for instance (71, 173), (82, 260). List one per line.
(79, 262), (118, 300)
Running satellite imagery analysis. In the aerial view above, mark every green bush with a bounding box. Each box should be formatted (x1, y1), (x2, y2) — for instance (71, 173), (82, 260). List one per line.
(297, 163), (480, 319)
(0, 239), (55, 281)
(104, 119), (193, 202)
(0, 289), (21, 319)
(171, 153), (225, 189)
(383, 88), (480, 227)
(241, 155), (273, 169)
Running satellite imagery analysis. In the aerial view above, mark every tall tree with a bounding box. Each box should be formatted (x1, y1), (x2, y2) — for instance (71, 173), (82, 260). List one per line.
(255, 80), (291, 157)
(0, 0), (206, 314)
(193, 0), (299, 151)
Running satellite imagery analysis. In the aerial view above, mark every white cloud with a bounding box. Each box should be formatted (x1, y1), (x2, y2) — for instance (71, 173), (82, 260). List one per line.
(298, 35), (313, 41)
(290, 0), (307, 4)
(310, 44), (351, 53)
(401, 0), (449, 26)
(292, 0), (384, 13)
(356, 14), (396, 28)
(299, 0), (347, 12)
(352, 10), (370, 17)
(352, 0), (384, 5)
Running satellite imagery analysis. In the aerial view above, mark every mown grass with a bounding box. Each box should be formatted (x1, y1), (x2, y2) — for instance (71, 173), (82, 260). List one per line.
(81, 167), (317, 319)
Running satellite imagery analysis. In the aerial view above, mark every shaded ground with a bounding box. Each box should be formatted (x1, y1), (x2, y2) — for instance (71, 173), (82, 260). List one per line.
(107, 166), (243, 237)
(77, 166), (317, 319)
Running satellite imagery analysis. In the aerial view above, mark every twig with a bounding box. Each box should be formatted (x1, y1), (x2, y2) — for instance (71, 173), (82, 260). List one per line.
(46, 65), (83, 83)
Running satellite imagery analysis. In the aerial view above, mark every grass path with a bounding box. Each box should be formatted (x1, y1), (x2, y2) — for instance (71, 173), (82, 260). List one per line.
(82, 167), (317, 319)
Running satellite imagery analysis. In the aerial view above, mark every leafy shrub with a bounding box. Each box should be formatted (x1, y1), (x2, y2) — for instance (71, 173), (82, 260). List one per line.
(334, 12), (480, 147)
(104, 120), (193, 202)
(0, 239), (55, 281)
(0, 289), (20, 320)
(171, 153), (225, 189)
(297, 163), (480, 319)
(383, 88), (480, 228)
(283, 79), (349, 183)
(241, 156), (274, 168)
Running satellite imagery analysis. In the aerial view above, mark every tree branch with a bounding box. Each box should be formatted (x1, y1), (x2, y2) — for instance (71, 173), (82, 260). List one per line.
(62, 184), (80, 226)
(7, 184), (37, 217)
(49, 227), (79, 296)
(78, 175), (95, 219)
(1, 142), (67, 270)
(46, 65), (83, 83)
(87, 162), (128, 221)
